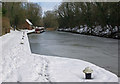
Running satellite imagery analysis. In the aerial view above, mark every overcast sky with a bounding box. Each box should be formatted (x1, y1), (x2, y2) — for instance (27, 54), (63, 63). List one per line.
(39, 2), (61, 16)
(29, 0), (62, 16)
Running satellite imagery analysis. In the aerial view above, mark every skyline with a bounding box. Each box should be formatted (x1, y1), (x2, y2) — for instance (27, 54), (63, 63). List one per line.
(29, 0), (62, 2)
(39, 2), (61, 16)
(29, 0), (62, 16)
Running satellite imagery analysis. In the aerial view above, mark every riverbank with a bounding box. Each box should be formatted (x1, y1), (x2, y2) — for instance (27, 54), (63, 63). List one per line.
(57, 27), (119, 39)
(28, 31), (118, 76)
(0, 30), (118, 83)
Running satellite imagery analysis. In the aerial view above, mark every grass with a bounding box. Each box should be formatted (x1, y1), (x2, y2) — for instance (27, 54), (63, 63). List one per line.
(2, 17), (10, 35)
(0, 4), (1, 36)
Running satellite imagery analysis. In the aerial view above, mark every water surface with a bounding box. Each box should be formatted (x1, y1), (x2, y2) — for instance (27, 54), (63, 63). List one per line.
(28, 31), (118, 76)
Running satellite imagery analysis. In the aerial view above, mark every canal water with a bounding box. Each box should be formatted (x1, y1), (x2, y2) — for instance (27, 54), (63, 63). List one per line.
(28, 31), (118, 76)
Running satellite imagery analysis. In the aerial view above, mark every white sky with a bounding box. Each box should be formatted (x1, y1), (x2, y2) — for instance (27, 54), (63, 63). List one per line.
(36, 2), (61, 16)
(29, 0), (62, 2)
(40, 2), (61, 13)
(29, 0), (62, 16)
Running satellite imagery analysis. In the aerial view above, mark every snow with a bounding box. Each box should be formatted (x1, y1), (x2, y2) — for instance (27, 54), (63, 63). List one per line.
(0, 30), (118, 83)
(58, 25), (119, 39)
(43, 55), (118, 82)
(26, 19), (33, 25)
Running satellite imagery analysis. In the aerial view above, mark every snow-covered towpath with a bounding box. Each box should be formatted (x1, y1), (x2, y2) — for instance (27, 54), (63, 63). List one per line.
(1, 30), (50, 82)
(0, 30), (118, 83)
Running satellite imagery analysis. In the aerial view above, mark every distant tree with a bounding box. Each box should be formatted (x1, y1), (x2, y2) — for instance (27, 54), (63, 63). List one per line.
(43, 11), (58, 28)
(26, 3), (42, 26)
(57, 2), (119, 37)
(0, 3), (2, 36)
(2, 2), (43, 29)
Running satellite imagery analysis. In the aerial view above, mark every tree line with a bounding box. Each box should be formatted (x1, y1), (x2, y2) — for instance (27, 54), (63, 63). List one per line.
(2, 2), (120, 38)
(0, 3), (2, 36)
(43, 11), (58, 28)
(43, 2), (119, 38)
(2, 2), (43, 30)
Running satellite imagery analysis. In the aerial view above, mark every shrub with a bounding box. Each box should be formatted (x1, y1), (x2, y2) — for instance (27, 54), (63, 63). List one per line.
(2, 17), (10, 35)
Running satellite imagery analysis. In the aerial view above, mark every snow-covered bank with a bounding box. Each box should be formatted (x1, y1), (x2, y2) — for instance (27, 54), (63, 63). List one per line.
(43, 55), (118, 82)
(0, 30), (118, 83)
(58, 26), (119, 39)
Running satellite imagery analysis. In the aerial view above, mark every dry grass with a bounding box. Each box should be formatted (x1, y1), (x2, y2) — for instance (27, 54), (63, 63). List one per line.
(0, 13), (2, 36)
(46, 28), (56, 31)
(2, 17), (10, 35)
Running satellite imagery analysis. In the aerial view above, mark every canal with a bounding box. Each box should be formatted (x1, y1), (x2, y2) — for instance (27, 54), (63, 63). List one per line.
(28, 31), (118, 76)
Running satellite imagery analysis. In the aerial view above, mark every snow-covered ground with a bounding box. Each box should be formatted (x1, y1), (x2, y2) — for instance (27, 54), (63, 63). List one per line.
(0, 30), (118, 83)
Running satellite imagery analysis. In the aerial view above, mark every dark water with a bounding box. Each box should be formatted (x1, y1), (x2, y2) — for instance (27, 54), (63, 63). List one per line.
(28, 31), (118, 76)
